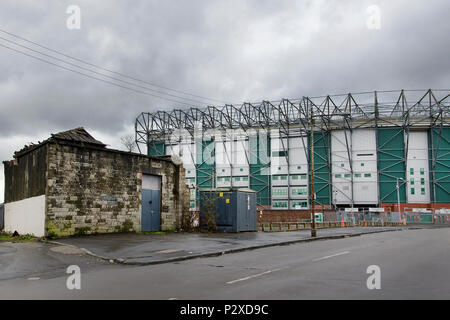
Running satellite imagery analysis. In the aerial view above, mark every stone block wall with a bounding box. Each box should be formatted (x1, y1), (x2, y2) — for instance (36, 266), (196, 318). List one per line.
(45, 142), (188, 236)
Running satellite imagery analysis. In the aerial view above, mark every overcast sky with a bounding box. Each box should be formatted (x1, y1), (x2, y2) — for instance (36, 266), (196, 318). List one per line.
(1, 0), (449, 202)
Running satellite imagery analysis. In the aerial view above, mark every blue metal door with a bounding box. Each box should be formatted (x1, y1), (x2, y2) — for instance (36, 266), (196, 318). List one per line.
(142, 189), (161, 232)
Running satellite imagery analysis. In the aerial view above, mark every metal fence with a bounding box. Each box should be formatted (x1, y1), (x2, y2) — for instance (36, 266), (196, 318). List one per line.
(333, 209), (450, 225)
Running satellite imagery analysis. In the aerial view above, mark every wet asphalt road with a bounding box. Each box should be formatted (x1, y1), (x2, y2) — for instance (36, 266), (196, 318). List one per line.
(0, 227), (449, 299)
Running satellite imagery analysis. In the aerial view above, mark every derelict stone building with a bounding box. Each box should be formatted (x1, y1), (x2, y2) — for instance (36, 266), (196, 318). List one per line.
(3, 128), (189, 237)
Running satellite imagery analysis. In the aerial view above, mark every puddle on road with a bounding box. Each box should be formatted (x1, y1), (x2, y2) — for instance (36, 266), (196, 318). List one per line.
(49, 245), (84, 255)
(155, 249), (182, 254)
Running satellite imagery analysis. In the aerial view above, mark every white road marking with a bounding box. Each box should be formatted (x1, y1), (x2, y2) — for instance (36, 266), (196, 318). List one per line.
(226, 267), (287, 285)
(313, 251), (350, 262)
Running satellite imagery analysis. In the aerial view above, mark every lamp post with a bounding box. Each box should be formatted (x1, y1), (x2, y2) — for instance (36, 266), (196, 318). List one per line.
(310, 108), (317, 237)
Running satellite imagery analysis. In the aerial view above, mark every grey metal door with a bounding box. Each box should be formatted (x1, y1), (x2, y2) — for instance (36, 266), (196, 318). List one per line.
(142, 175), (161, 232)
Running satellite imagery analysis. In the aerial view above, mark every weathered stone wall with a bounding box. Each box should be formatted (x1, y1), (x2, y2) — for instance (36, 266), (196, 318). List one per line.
(45, 142), (188, 237)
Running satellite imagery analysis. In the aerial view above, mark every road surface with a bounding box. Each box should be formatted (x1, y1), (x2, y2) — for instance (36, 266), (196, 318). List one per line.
(0, 227), (449, 299)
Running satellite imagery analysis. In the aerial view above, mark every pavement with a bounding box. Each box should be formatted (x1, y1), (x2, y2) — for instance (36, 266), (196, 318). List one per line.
(48, 226), (405, 265)
(1, 226), (449, 299)
(0, 241), (110, 281)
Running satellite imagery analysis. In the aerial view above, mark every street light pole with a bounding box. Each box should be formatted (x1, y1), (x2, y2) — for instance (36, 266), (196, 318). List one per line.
(396, 178), (403, 220)
(310, 108), (317, 237)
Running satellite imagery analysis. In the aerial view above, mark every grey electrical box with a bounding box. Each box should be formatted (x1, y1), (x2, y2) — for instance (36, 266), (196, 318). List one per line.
(199, 188), (257, 232)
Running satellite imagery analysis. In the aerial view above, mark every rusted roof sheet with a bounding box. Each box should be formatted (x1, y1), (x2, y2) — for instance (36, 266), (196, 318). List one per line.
(51, 127), (106, 147)
(14, 127), (106, 158)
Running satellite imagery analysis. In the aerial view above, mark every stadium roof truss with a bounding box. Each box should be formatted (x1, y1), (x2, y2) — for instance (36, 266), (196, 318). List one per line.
(136, 89), (450, 207)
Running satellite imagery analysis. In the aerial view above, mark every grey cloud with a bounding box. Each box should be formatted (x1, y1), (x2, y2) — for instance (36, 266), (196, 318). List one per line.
(0, 0), (449, 201)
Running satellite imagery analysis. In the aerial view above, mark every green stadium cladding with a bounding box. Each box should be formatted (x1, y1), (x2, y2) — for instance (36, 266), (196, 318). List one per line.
(138, 90), (450, 211)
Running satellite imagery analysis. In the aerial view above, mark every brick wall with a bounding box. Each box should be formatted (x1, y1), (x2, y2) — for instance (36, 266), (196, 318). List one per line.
(45, 142), (189, 236)
(258, 210), (312, 223)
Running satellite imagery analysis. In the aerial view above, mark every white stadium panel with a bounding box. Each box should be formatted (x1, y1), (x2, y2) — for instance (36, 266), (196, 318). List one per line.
(407, 131), (430, 203)
(231, 139), (249, 177)
(331, 130), (352, 205)
(331, 128), (378, 205)
(215, 139), (231, 177)
(216, 176), (232, 188)
(288, 136), (309, 175)
(352, 129), (378, 204)
(270, 135), (289, 176)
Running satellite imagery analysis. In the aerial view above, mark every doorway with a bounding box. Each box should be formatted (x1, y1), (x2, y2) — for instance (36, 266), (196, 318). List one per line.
(141, 174), (161, 232)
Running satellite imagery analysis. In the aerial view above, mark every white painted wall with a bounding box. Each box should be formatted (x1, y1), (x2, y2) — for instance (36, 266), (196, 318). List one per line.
(4, 195), (46, 237)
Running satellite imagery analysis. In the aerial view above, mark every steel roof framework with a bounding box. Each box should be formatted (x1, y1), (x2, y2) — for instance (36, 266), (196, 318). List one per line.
(136, 89), (450, 207)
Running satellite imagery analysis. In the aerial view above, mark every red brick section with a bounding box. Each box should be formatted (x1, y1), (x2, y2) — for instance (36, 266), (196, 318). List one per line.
(257, 209), (337, 223)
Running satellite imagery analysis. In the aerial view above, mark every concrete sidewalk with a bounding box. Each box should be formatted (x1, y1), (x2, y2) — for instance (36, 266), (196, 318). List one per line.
(47, 227), (406, 265)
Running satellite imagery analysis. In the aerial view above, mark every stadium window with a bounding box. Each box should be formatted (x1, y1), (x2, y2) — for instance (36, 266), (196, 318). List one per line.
(421, 188), (425, 195)
(280, 175), (287, 180)
(243, 176), (248, 182)
(272, 151), (288, 157)
(272, 176), (279, 181)
(300, 174), (307, 180)
(357, 153), (374, 157)
(410, 168), (414, 175)
(355, 173), (362, 178)
(344, 174), (351, 178)
(364, 173), (371, 178)
(410, 178), (414, 185)
(421, 178), (425, 185)
(411, 188), (415, 195)
(335, 174), (342, 178)
(292, 175), (298, 180)
(297, 165), (301, 170)
(420, 168), (424, 175)
(361, 163), (365, 167)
